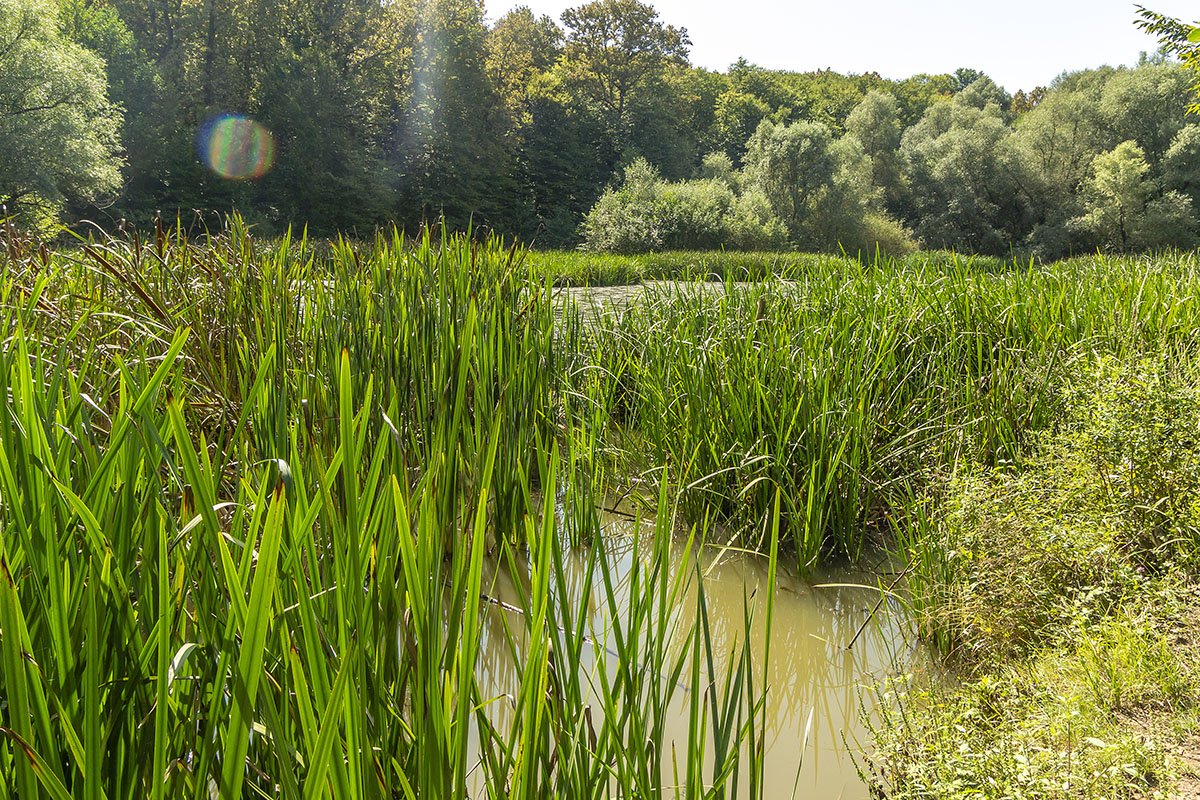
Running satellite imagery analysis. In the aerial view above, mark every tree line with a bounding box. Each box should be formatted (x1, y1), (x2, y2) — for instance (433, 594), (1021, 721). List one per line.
(2, 0), (1198, 256)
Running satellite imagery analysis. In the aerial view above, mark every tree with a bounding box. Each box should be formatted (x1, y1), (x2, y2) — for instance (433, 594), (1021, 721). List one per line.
(580, 157), (786, 253)
(558, 0), (690, 129)
(953, 67), (987, 92)
(900, 92), (1027, 253)
(742, 119), (835, 245)
(956, 76), (1012, 116)
(1011, 81), (1108, 194)
(1072, 140), (1155, 251)
(1137, 190), (1198, 249)
(1073, 139), (1198, 251)
(1010, 87), (1047, 115)
(1162, 124), (1200, 207)
(398, 0), (518, 230)
(768, 69), (883, 131)
(643, 66), (725, 179)
(95, 0), (412, 231)
(711, 89), (770, 165)
(810, 134), (915, 256)
(1135, 5), (1200, 112)
(1099, 63), (1191, 162)
(251, 0), (409, 231)
(0, 0), (123, 224)
(1006, 75), (1110, 256)
(727, 58), (795, 115)
(57, 0), (169, 224)
(486, 7), (563, 121)
(890, 73), (958, 126)
(843, 90), (904, 209)
(700, 151), (737, 188)
(515, 89), (616, 244)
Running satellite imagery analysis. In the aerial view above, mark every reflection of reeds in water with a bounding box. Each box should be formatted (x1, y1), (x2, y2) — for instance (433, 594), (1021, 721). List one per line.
(464, 482), (778, 798)
(469, 503), (930, 799)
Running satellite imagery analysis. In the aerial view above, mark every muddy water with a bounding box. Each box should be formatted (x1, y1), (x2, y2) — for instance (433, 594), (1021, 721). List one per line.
(469, 509), (932, 798)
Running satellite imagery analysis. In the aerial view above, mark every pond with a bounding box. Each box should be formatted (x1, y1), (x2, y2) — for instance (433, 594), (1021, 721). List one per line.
(468, 508), (934, 798)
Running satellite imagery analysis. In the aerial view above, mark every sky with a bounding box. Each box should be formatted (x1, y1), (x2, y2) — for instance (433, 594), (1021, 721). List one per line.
(487, 0), (1199, 93)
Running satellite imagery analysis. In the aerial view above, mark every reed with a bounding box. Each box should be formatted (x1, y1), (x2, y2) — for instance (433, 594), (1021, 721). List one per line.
(572, 252), (1200, 565)
(0, 220), (774, 798)
(7, 218), (1200, 796)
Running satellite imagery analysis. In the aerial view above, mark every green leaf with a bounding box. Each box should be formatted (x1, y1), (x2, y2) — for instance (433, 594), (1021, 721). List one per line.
(302, 653), (352, 799)
(0, 728), (73, 800)
(219, 480), (288, 798)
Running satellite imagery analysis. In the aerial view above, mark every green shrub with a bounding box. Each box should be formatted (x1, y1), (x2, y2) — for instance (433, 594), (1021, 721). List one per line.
(864, 621), (1192, 800)
(580, 158), (788, 253)
(904, 357), (1200, 664)
(872, 356), (1200, 798)
(834, 210), (918, 258)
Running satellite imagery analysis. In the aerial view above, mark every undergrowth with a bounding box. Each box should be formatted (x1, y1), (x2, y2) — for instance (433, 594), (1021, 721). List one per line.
(869, 357), (1200, 798)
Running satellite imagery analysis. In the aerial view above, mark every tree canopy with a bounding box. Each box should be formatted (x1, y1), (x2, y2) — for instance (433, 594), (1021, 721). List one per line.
(2, 0), (1197, 258)
(0, 0), (123, 222)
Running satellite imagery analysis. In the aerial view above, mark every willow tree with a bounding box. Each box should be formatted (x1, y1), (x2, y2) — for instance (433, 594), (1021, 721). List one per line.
(741, 119), (835, 245)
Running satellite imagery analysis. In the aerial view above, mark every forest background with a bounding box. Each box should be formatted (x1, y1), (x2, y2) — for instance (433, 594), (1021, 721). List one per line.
(4, 0), (1200, 258)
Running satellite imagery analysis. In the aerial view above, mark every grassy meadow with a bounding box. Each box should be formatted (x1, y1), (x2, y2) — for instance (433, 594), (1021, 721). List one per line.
(2, 220), (1200, 797)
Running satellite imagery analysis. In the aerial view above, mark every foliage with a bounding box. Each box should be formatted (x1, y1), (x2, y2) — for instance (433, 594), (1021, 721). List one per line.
(809, 136), (916, 256)
(580, 158), (788, 252)
(485, 6), (563, 121)
(572, 251), (1200, 567)
(871, 356), (1200, 798)
(1136, 5), (1200, 113)
(865, 624), (1195, 799)
(0, 0), (123, 225)
(1101, 62), (1192, 161)
(1071, 140), (1198, 251)
(899, 87), (1026, 253)
(0, 220), (777, 798)
(5, 0), (1200, 254)
(711, 89), (771, 165)
(398, 0), (516, 230)
(742, 119), (836, 244)
(1162, 123), (1200, 206)
(843, 90), (905, 210)
(558, 0), (689, 127)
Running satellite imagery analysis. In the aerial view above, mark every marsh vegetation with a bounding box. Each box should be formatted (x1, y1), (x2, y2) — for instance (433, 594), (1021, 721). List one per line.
(2, 218), (1200, 796)
(7, 0), (1200, 794)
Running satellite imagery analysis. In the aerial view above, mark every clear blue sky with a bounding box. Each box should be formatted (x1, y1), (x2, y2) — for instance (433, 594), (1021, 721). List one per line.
(488, 0), (1198, 92)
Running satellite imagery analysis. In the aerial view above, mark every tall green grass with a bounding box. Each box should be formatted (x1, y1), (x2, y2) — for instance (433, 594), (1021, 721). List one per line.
(572, 252), (1200, 566)
(0, 221), (775, 798)
(7, 217), (1200, 796)
(862, 356), (1200, 798)
(528, 249), (1018, 286)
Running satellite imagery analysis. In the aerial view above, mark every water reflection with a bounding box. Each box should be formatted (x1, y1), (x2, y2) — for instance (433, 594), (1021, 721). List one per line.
(468, 510), (932, 799)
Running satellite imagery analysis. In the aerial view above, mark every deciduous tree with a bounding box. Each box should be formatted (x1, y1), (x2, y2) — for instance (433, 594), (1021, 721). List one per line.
(742, 119), (835, 245)
(844, 90), (904, 210)
(1072, 140), (1155, 251)
(559, 0), (689, 129)
(0, 0), (123, 224)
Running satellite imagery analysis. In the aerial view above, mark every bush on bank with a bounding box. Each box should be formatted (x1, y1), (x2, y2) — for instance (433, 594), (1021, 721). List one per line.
(580, 158), (790, 254)
(869, 357), (1200, 798)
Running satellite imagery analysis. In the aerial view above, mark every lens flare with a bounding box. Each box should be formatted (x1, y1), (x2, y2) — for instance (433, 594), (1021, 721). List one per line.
(197, 114), (276, 180)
